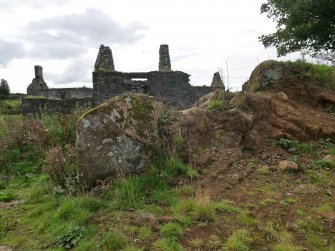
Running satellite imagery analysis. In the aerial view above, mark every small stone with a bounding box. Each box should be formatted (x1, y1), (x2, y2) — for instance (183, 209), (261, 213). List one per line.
(158, 216), (175, 224)
(323, 155), (335, 162)
(135, 213), (159, 230)
(278, 160), (299, 172)
(274, 92), (289, 101)
(0, 246), (13, 251)
(25, 173), (36, 179)
(288, 147), (297, 153)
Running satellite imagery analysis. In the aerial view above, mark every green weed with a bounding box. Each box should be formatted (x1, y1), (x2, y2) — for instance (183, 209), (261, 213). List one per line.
(56, 226), (85, 249)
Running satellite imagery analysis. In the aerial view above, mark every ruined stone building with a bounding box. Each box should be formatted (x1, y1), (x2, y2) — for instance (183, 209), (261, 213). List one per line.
(23, 44), (214, 115)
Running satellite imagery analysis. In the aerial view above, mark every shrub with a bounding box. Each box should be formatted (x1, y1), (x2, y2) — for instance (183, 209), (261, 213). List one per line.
(43, 146), (77, 192)
(40, 112), (78, 147)
(0, 116), (47, 174)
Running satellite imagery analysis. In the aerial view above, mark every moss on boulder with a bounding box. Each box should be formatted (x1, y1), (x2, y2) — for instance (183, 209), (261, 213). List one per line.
(76, 93), (165, 189)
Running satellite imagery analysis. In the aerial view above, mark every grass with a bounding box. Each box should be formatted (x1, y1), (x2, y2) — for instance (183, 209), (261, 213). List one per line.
(285, 60), (335, 87)
(160, 222), (184, 240)
(224, 229), (253, 251)
(1, 107), (335, 250)
(0, 189), (17, 201)
(215, 200), (242, 214)
(208, 99), (224, 110)
(100, 230), (128, 250)
(193, 191), (217, 222)
(208, 235), (224, 250)
(188, 238), (205, 250)
(272, 231), (303, 251)
(256, 166), (270, 175)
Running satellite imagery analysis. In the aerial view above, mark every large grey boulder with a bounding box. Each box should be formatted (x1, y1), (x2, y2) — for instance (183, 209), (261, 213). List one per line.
(76, 94), (165, 189)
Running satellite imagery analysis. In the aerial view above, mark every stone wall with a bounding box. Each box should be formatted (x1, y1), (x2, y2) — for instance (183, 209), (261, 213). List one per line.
(24, 44), (214, 114)
(92, 71), (148, 106)
(32, 87), (93, 100)
(93, 70), (205, 110)
(147, 71), (198, 109)
(193, 86), (213, 99)
(22, 97), (92, 115)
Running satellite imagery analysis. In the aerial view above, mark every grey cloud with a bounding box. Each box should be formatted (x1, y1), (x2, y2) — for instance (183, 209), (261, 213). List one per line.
(0, 8), (146, 67)
(24, 8), (146, 60)
(0, 0), (68, 11)
(29, 42), (87, 60)
(0, 40), (25, 66)
(45, 57), (93, 84)
(172, 52), (198, 62)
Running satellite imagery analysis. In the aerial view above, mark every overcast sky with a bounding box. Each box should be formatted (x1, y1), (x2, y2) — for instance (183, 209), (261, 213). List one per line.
(0, 0), (301, 93)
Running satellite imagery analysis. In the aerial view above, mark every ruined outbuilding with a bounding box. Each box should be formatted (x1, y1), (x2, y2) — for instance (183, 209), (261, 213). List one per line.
(23, 44), (213, 114)
(92, 44), (211, 109)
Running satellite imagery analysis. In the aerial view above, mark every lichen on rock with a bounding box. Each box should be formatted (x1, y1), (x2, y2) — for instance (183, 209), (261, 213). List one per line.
(76, 93), (165, 189)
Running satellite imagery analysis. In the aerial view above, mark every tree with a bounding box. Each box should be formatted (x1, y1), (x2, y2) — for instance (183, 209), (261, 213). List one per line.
(259, 0), (335, 63)
(0, 79), (10, 96)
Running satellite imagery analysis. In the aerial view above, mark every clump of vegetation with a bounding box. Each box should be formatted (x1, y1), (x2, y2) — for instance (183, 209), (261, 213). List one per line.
(193, 191), (217, 222)
(208, 98), (234, 112)
(100, 230), (128, 250)
(56, 226), (85, 249)
(0, 189), (17, 201)
(224, 229), (253, 251)
(208, 235), (224, 250)
(272, 231), (303, 251)
(285, 60), (335, 87)
(208, 99), (224, 110)
(43, 146), (77, 194)
(0, 79), (10, 98)
(160, 222), (184, 240)
(0, 214), (16, 239)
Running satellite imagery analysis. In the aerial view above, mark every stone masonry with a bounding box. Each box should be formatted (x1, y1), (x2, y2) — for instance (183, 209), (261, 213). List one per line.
(211, 72), (225, 99)
(93, 44), (212, 109)
(94, 45), (115, 71)
(24, 44), (214, 114)
(159, 44), (171, 71)
(27, 65), (49, 96)
(23, 66), (92, 115)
